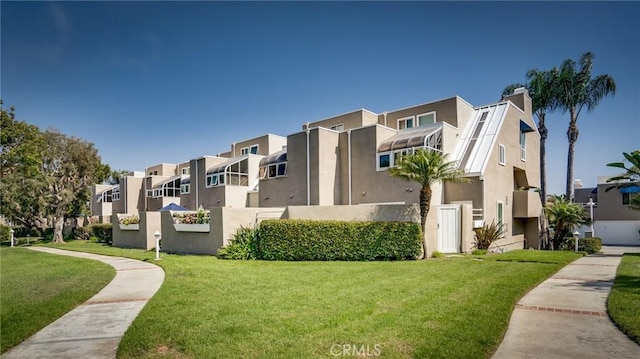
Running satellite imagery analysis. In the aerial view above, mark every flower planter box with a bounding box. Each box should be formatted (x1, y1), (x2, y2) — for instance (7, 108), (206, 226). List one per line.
(173, 224), (210, 233)
(119, 224), (140, 231)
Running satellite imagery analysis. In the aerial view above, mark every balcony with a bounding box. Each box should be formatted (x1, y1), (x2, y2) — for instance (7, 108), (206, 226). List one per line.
(513, 191), (542, 218)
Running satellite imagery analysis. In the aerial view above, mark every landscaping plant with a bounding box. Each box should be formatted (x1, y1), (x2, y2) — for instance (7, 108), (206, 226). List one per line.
(473, 220), (505, 250)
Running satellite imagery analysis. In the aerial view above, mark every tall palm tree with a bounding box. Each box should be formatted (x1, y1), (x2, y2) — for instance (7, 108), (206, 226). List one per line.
(502, 68), (559, 203)
(545, 195), (589, 250)
(606, 150), (640, 210)
(556, 52), (616, 201)
(389, 149), (468, 258)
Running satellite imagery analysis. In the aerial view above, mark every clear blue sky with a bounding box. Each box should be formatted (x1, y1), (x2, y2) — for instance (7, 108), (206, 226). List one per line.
(2, 1), (638, 195)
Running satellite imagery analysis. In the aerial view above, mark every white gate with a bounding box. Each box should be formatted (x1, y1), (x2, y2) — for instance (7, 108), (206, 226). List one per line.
(437, 205), (461, 253)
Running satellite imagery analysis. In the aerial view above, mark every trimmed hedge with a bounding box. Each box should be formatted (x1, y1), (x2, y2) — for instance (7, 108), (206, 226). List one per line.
(560, 237), (602, 254)
(256, 219), (422, 261)
(75, 224), (113, 245)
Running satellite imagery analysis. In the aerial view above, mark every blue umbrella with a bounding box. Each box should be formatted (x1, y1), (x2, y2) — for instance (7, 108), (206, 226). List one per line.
(159, 202), (189, 211)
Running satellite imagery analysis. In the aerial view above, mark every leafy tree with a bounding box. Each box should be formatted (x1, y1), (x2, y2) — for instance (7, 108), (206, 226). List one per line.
(545, 195), (589, 249)
(502, 68), (559, 203)
(606, 150), (640, 210)
(389, 149), (469, 258)
(556, 52), (616, 200)
(42, 130), (109, 242)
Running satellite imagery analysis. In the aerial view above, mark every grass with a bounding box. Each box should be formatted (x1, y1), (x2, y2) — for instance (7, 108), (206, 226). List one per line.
(0, 246), (115, 353)
(37, 240), (583, 358)
(608, 253), (640, 344)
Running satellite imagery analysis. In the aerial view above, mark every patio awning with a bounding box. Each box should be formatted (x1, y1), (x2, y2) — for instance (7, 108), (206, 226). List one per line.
(152, 175), (182, 189)
(378, 126), (441, 152)
(206, 157), (243, 175)
(159, 202), (188, 212)
(259, 149), (287, 167)
(620, 184), (640, 194)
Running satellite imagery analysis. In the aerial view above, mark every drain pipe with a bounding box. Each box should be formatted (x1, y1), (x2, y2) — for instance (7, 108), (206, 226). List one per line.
(306, 123), (311, 206)
(124, 177), (127, 214)
(195, 159), (199, 210)
(348, 129), (352, 205)
(383, 111), (388, 127)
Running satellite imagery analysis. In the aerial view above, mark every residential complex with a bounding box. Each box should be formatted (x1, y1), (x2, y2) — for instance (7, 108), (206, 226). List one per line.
(95, 88), (545, 254)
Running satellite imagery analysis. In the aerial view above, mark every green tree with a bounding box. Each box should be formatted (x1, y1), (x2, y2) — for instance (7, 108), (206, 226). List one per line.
(606, 150), (640, 210)
(42, 130), (109, 243)
(389, 149), (469, 258)
(556, 52), (616, 200)
(503, 68), (559, 203)
(545, 195), (589, 249)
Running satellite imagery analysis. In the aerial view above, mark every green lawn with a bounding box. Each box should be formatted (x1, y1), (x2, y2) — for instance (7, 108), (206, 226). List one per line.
(39, 240), (582, 358)
(0, 247), (115, 353)
(608, 253), (640, 344)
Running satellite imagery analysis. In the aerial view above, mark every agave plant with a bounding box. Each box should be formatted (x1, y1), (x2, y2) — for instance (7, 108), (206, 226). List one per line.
(473, 220), (505, 250)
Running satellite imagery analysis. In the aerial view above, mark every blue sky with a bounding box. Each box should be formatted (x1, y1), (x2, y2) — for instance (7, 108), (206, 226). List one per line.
(2, 1), (638, 195)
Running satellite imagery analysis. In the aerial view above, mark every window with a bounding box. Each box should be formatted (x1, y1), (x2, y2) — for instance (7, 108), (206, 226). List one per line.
(330, 124), (344, 131)
(497, 201), (506, 237)
(520, 132), (526, 161)
(377, 153), (391, 170)
(146, 190), (153, 198)
(499, 144), (506, 166)
(206, 173), (227, 187)
(277, 163), (287, 177)
(180, 184), (190, 194)
(182, 167), (189, 175)
(153, 189), (161, 198)
(112, 188), (120, 201)
(241, 145), (259, 156)
(623, 193), (630, 205)
(398, 116), (414, 130)
(240, 147), (249, 155)
(417, 112), (436, 126)
(250, 145), (259, 155)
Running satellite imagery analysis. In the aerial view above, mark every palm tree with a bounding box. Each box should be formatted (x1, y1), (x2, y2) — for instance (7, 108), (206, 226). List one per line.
(502, 68), (559, 203)
(545, 195), (589, 249)
(389, 149), (468, 258)
(556, 52), (616, 201)
(606, 150), (640, 210)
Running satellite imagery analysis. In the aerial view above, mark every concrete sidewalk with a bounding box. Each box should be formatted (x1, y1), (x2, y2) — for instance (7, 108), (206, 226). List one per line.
(492, 246), (640, 359)
(2, 247), (165, 359)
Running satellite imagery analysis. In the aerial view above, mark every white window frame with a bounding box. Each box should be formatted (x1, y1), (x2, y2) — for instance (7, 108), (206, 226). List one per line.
(377, 152), (392, 171)
(206, 173), (225, 188)
(182, 167), (190, 175)
(180, 183), (190, 194)
(499, 144), (506, 166)
(397, 116), (415, 130)
(416, 111), (436, 127)
(146, 190), (153, 198)
(250, 144), (259, 155)
(330, 124), (344, 131)
(112, 188), (121, 201)
(153, 189), (161, 198)
(520, 132), (526, 161)
(240, 147), (249, 156)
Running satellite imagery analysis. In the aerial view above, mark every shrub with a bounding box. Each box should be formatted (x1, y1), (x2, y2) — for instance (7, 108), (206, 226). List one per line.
(74, 226), (92, 240)
(256, 219), (422, 261)
(218, 226), (259, 260)
(89, 236), (100, 243)
(431, 251), (444, 259)
(0, 224), (11, 242)
(119, 215), (140, 225)
(473, 221), (505, 250)
(89, 224), (113, 245)
(30, 227), (42, 237)
(559, 237), (602, 254)
(472, 249), (488, 255)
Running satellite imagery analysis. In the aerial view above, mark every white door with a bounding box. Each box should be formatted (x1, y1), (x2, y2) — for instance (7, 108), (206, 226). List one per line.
(437, 205), (461, 253)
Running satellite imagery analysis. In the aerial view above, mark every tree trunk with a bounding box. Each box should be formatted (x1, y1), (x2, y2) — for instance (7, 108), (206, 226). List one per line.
(565, 109), (579, 201)
(420, 185), (432, 259)
(538, 113), (548, 203)
(52, 215), (65, 243)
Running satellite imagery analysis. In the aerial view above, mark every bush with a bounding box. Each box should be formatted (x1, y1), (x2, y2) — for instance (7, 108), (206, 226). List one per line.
(218, 226), (259, 260)
(119, 215), (140, 225)
(74, 226), (92, 240)
(30, 227), (42, 237)
(559, 237), (602, 254)
(473, 221), (505, 250)
(256, 219), (422, 261)
(79, 224), (113, 245)
(0, 224), (11, 242)
(431, 251), (444, 259)
(89, 236), (100, 243)
(472, 249), (488, 255)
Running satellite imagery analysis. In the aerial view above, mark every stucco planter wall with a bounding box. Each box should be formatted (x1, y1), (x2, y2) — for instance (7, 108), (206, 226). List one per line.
(119, 224), (140, 231)
(173, 223), (210, 233)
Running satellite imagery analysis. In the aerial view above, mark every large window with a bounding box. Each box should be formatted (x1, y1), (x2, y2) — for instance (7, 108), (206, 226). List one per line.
(520, 132), (526, 161)
(180, 183), (190, 194)
(376, 126), (443, 171)
(112, 187), (120, 201)
(259, 150), (287, 180)
(206, 158), (249, 187)
(417, 112), (436, 126)
(499, 144), (506, 166)
(206, 173), (225, 187)
(497, 201), (506, 237)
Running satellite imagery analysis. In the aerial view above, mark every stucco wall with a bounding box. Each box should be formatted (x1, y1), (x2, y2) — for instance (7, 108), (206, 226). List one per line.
(578, 221), (640, 246)
(112, 212), (160, 250)
(378, 97), (462, 129)
(283, 204), (420, 223)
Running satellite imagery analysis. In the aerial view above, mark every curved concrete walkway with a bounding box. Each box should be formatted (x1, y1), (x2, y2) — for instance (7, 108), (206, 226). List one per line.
(492, 246), (640, 359)
(2, 247), (165, 359)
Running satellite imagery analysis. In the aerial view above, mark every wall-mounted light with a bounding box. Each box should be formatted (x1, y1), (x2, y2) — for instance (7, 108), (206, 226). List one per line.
(290, 194), (294, 198)
(362, 191), (366, 196)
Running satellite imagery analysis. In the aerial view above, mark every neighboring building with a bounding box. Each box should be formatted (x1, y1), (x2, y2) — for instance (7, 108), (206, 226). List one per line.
(90, 184), (117, 220)
(575, 176), (640, 245)
(111, 171), (145, 215)
(143, 163), (186, 211)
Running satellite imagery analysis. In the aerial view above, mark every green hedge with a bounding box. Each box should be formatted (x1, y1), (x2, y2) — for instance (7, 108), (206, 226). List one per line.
(560, 237), (602, 254)
(75, 224), (112, 245)
(0, 224), (11, 242)
(256, 219), (422, 261)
